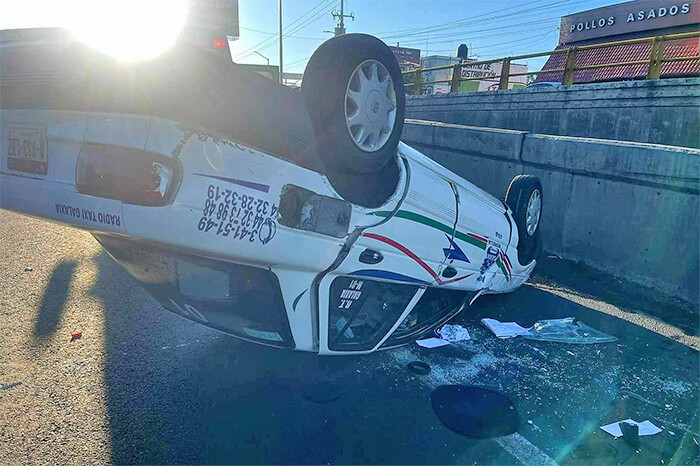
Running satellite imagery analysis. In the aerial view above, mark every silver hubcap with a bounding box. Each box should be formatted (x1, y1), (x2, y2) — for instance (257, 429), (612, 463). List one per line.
(526, 189), (542, 236)
(345, 59), (397, 152)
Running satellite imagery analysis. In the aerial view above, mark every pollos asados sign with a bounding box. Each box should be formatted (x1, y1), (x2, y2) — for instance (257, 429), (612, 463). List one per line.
(559, 0), (696, 44)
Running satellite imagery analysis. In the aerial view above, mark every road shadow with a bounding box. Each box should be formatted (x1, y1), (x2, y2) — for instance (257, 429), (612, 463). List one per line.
(86, 250), (523, 464)
(86, 252), (401, 463)
(85, 250), (699, 465)
(34, 260), (77, 339)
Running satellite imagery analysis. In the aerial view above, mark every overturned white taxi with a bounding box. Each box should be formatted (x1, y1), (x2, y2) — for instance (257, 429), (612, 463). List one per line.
(0, 29), (542, 354)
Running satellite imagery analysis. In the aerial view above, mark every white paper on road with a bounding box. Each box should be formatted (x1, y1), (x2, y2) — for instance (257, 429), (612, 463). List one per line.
(600, 419), (663, 438)
(481, 318), (531, 339)
(637, 420), (663, 436)
(437, 324), (470, 342)
(416, 337), (450, 348)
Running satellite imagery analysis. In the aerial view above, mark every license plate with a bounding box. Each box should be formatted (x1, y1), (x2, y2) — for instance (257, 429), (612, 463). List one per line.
(6, 127), (48, 175)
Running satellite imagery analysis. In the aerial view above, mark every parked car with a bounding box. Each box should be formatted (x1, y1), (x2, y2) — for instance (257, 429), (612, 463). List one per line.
(0, 28), (543, 354)
(524, 81), (563, 90)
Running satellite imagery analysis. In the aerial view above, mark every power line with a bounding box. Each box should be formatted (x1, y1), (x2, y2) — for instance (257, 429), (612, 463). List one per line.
(422, 29), (557, 57)
(377, 0), (591, 42)
(233, 0), (334, 61)
(286, 54), (312, 68)
(474, 30), (559, 54)
(395, 19), (561, 47)
(470, 30), (560, 57)
(379, 0), (568, 39)
(235, 1), (337, 61)
(284, 14), (559, 72)
(241, 2), (334, 59)
(233, 1), (327, 60)
(239, 26), (324, 41)
(380, 0), (583, 40)
(373, 0), (553, 35)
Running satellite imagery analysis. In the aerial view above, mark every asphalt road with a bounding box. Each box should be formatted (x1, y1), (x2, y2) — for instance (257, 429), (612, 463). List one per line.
(1, 210), (698, 465)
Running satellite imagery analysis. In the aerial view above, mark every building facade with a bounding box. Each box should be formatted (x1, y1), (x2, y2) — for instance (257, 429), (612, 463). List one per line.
(538, 0), (699, 83)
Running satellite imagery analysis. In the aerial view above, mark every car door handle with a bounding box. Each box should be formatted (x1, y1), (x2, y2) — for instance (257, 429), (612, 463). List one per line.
(359, 248), (383, 265)
(442, 266), (457, 278)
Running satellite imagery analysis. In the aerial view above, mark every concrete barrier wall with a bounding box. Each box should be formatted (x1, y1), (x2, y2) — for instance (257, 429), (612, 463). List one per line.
(406, 78), (700, 149)
(403, 119), (700, 304)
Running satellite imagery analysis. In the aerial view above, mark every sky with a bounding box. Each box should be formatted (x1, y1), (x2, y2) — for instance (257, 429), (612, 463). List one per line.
(0, 0), (626, 72)
(230, 0), (624, 72)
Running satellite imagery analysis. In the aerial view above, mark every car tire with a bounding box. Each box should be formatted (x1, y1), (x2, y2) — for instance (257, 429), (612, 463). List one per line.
(505, 175), (543, 265)
(302, 34), (405, 175)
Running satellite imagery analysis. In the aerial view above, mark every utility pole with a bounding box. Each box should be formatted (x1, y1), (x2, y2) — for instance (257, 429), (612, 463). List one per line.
(332, 0), (354, 36)
(279, 0), (283, 83)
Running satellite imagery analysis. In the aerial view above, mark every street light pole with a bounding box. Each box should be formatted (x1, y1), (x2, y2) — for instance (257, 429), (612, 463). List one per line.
(279, 0), (284, 83)
(253, 51), (270, 66)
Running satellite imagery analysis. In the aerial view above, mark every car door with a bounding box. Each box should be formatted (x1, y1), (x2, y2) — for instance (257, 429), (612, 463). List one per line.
(316, 157), (461, 354)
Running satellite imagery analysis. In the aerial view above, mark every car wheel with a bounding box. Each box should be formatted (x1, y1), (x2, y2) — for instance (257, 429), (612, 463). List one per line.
(505, 175), (543, 265)
(302, 34), (405, 175)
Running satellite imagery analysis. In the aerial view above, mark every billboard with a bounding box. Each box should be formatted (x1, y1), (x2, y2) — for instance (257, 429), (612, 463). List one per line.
(239, 64), (280, 82)
(559, 0), (697, 44)
(459, 62), (498, 80)
(389, 46), (421, 71)
(419, 56), (527, 95)
(459, 60), (527, 92)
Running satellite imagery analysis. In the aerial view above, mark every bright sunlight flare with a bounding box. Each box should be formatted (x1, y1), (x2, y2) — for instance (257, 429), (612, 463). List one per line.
(66, 0), (188, 62)
(0, 0), (188, 62)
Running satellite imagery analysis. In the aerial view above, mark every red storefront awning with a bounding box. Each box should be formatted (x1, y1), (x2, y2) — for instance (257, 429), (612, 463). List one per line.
(537, 35), (699, 83)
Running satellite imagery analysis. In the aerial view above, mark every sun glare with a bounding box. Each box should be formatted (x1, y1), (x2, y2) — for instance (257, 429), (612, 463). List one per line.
(66, 0), (188, 62)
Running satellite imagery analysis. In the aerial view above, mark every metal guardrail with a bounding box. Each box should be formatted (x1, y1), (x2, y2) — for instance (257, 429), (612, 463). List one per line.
(402, 31), (700, 95)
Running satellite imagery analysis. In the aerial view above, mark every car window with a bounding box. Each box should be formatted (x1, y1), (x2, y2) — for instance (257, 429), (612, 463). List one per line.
(177, 260), (230, 300)
(328, 276), (419, 351)
(381, 287), (467, 348)
(96, 235), (294, 348)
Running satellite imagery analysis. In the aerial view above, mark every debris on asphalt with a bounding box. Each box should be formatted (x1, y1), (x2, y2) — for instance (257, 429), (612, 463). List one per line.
(70, 332), (82, 341)
(524, 317), (617, 344)
(407, 361), (431, 375)
(620, 420), (640, 447)
(437, 324), (470, 342)
(0, 382), (22, 391)
(600, 419), (662, 438)
(481, 318), (530, 339)
(24, 266), (33, 272)
(482, 317), (617, 344)
(416, 337), (450, 349)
